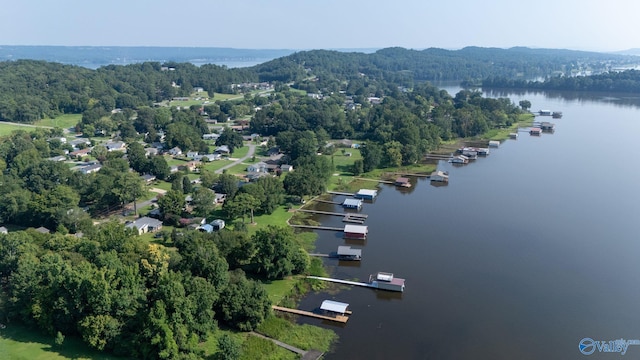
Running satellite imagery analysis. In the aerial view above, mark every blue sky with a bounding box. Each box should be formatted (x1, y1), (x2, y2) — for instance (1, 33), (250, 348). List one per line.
(1, 0), (638, 52)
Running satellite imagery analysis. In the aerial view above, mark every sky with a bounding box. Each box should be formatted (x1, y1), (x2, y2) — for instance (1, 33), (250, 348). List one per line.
(1, 0), (638, 52)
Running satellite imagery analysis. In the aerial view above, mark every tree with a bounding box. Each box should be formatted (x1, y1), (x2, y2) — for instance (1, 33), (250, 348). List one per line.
(182, 176), (193, 194)
(148, 155), (170, 180)
(215, 128), (244, 154)
(216, 269), (270, 331)
(217, 173), (238, 198)
(126, 142), (148, 174)
(191, 187), (216, 217)
(352, 159), (364, 175)
(251, 225), (308, 279)
(519, 100), (532, 111)
(113, 172), (145, 215)
(224, 193), (260, 224)
(158, 190), (185, 224)
(216, 334), (240, 360)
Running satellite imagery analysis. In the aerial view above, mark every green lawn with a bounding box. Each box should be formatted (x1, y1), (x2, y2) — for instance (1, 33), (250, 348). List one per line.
(0, 324), (127, 360)
(33, 114), (81, 130)
(201, 159), (234, 172)
(0, 123), (38, 136)
(231, 145), (250, 159)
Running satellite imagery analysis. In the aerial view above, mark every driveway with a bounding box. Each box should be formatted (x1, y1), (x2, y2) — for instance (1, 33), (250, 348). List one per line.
(215, 144), (256, 174)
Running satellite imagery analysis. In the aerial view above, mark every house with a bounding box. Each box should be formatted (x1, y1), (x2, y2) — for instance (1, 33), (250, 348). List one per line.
(186, 151), (199, 159)
(246, 172), (270, 181)
(430, 170), (449, 182)
(337, 246), (362, 261)
(342, 198), (363, 210)
(105, 141), (126, 152)
(193, 87), (204, 93)
(179, 161), (201, 172)
(267, 147), (280, 156)
(0, 226), (8, 234)
(215, 145), (230, 155)
(203, 133), (220, 140)
(247, 162), (268, 173)
(80, 163), (103, 174)
(214, 193), (226, 204)
(126, 216), (163, 235)
(354, 189), (378, 200)
(211, 219), (225, 230)
(169, 147), (183, 156)
(280, 164), (294, 172)
(394, 177), (411, 188)
(201, 153), (221, 161)
(145, 148), (159, 157)
(70, 148), (92, 158)
(198, 224), (214, 233)
(35, 226), (51, 234)
(344, 224), (368, 239)
(141, 174), (156, 183)
(70, 138), (91, 149)
(47, 155), (67, 162)
(170, 165), (179, 173)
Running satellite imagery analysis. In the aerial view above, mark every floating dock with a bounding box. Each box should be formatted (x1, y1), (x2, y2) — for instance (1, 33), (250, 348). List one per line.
(308, 272), (405, 292)
(272, 305), (350, 323)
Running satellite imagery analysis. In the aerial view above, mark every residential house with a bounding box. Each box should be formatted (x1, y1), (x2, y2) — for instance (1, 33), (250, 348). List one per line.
(247, 162), (268, 173)
(126, 216), (163, 235)
(210, 219), (225, 230)
(80, 163), (103, 174)
(215, 145), (230, 155)
(35, 226), (51, 234)
(186, 151), (199, 159)
(179, 161), (201, 172)
(203, 133), (220, 140)
(70, 138), (91, 149)
(105, 141), (126, 152)
(70, 148), (91, 158)
(141, 174), (156, 184)
(145, 148), (159, 157)
(280, 164), (294, 172)
(0, 226), (7, 234)
(169, 165), (179, 173)
(214, 193), (226, 204)
(169, 147), (183, 156)
(47, 155), (67, 162)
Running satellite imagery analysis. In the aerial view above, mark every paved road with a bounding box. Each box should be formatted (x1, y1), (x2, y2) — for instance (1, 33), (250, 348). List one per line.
(215, 144), (256, 174)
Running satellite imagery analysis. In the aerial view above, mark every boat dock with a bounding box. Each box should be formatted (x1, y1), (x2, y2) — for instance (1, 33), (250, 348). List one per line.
(290, 225), (344, 231)
(327, 190), (355, 196)
(296, 209), (368, 224)
(272, 305), (350, 323)
(313, 199), (341, 205)
(354, 177), (394, 184)
(307, 276), (375, 289)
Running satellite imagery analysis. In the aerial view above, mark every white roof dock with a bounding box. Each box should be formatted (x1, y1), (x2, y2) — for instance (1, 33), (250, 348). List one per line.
(320, 300), (349, 314)
(337, 246), (362, 257)
(343, 224), (368, 235)
(355, 189), (377, 198)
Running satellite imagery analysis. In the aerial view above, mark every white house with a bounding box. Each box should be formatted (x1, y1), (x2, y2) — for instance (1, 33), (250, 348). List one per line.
(247, 162), (268, 173)
(80, 164), (103, 174)
(280, 164), (294, 172)
(203, 133), (220, 140)
(186, 151), (199, 159)
(169, 147), (183, 156)
(126, 217), (163, 235)
(105, 141), (126, 152)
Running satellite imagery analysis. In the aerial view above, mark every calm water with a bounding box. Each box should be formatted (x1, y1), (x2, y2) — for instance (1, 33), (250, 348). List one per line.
(296, 89), (640, 359)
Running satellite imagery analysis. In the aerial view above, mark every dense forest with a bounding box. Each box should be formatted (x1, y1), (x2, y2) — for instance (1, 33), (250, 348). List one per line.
(481, 69), (640, 93)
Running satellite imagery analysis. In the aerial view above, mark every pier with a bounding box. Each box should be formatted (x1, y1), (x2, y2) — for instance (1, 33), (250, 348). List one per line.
(354, 177), (394, 184)
(327, 190), (355, 196)
(296, 209), (368, 224)
(313, 199), (341, 205)
(272, 305), (350, 323)
(290, 225), (344, 231)
(306, 276), (375, 289)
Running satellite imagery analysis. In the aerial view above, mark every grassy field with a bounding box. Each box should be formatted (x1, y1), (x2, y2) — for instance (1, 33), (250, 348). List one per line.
(0, 324), (127, 360)
(0, 123), (38, 136)
(34, 114), (81, 130)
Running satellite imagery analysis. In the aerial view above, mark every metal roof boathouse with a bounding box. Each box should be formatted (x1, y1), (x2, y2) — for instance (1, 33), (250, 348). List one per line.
(354, 189), (377, 200)
(337, 246), (362, 261)
(344, 224), (368, 239)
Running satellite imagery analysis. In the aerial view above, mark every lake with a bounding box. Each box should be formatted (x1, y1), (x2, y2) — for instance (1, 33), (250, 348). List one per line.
(296, 88), (640, 359)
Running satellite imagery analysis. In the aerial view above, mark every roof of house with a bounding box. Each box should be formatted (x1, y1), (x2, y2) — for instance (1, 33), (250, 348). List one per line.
(0, 226), (8, 234)
(395, 177), (410, 184)
(126, 216), (162, 230)
(320, 300), (349, 314)
(35, 226), (50, 234)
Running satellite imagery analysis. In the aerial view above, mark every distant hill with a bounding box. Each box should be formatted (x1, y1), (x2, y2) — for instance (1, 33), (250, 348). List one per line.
(0, 45), (298, 69)
(614, 49), (640, 56)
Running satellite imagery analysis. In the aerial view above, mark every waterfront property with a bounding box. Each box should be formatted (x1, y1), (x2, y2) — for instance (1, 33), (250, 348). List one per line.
(342, 198), (363, 210)
(538, 109), (552, 116)
(530, 127), (542, 135)
(488, 140), (500, 148)
(337, 246), (362, 261)
(430, 170), (449, 183)
(354, 189), (378, 200)
(344, 224), (368, 239)
(394, 177), (411, 188)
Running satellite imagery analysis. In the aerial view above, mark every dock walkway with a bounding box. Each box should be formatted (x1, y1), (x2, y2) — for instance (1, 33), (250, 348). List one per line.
(272, 305), (349, 323)
(249, 332), (325, 360)
(290, 225), (344, 231)
(306, 276), (374, 289)
(327, 190), (354, 196)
